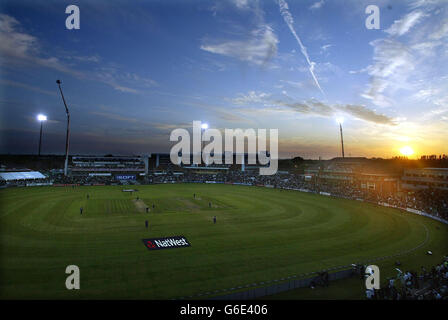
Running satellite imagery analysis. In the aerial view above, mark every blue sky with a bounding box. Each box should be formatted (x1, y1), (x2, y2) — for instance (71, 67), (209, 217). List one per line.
(0, 0), (447, 159)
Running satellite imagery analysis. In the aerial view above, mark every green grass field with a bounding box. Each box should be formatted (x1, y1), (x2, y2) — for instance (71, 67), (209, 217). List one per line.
(0, 183), (447, 299)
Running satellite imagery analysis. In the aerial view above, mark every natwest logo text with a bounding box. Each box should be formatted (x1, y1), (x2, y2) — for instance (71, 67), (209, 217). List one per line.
(142, 236), (191, 251)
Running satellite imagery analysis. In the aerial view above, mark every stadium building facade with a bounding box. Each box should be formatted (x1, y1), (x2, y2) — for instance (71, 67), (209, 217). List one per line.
(304, 158), (400, 197)
(70, 156), (149, 183)
(401, 168), (448, 191)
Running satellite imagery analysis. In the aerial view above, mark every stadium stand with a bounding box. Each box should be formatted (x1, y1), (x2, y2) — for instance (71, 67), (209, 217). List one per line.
(0, 171), (46, 180)
(69, 156), (147, 185)
(401, 168), (448, 190)
(0, 171), (50, 187)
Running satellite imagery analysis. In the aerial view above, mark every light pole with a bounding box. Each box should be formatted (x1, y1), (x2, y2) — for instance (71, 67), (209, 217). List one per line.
(336, 118), (345, 158)
(37, 114), (47, 156)
(56, 80), (70, 176)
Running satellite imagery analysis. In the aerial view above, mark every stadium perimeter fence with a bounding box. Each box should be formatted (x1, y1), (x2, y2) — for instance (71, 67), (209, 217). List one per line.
(209, 268), (355, 300)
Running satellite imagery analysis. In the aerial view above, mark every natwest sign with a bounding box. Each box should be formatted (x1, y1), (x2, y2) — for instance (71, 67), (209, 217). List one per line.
(142, 236), (191, 251)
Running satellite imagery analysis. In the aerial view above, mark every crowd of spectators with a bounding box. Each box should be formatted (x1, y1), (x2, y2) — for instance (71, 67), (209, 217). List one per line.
(142, 170), (448, 220)
(50, 174), (139, 185)
(0, 177), (51, 187)
(366, 257), (448, 300)
(367, 189), (448, 221)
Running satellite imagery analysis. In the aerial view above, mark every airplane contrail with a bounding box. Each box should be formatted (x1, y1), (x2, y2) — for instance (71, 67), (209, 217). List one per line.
(278, 0), (325, 95)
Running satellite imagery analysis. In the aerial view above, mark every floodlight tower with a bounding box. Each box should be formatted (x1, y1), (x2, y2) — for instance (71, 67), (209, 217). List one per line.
(37, 114), (47, 156)
(56, 80), (70, 176)
(336, 117), (345, 158)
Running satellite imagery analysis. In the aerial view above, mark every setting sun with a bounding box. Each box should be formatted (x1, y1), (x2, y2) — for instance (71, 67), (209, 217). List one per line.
(400, 146), (415, 157)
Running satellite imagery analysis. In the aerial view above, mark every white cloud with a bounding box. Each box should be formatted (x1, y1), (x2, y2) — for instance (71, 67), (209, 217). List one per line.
(200, 25), (278, 66)
(232, 91), (272, 105)
(0, 14), (81, 77)
(72, 55), (101, 63)
(96, 68), (157, 94)
(231, 91), (396, 125)
(385, 10), (427, 37)
(232, 0), (250, 10)
(276, 99), (397, 125)
(0, 14), (37, 58)
(368, 39), (414, 79)
(411, 41), (442, 56)
(0, 79), (56, 96)
(413, 88), (440, 101)
(309, 0), (325, 11)
(0, 14), (158, 95)
(361, 2), (448, 110)
(361, 38), (416, 107)
(429, 21), (448, 40)
(409, 0), (447, 10)
(202, 0), (279, 67)
(279, 80), (306, 89)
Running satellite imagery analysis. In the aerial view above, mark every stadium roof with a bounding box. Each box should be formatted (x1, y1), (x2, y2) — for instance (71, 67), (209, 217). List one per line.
(0, 171), (46, 181)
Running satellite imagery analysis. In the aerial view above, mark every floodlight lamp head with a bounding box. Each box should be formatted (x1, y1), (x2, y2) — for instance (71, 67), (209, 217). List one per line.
(37, 114), (47, 121)
(336, 117), (344, 125)
(201, 123), (209, 129)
